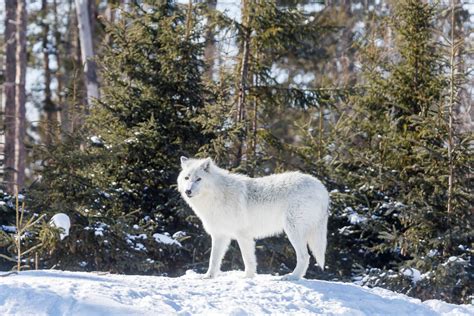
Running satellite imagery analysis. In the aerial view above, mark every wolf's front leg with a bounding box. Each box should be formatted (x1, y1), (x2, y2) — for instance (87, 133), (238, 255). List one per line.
(237, 237), (257, 278)
(204, 235), (230, 278)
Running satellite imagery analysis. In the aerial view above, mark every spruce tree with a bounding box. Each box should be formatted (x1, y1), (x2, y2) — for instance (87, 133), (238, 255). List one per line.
(27, 1), (212, 274)
(196, 1), (340, 275)
(90, 0), (209, 227)
(326, 0), (472, 303)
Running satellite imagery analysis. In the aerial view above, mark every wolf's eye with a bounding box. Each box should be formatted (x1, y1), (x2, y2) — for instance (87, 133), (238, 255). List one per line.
(184, 176), (189, 180)
(196, 178), (202, 182)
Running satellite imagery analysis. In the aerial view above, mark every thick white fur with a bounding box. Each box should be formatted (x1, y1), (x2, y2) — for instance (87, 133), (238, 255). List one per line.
(177, 157), (329, 280)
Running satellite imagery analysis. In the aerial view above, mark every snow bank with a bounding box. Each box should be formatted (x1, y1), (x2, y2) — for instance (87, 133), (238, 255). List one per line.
(0, 270), (471, 316)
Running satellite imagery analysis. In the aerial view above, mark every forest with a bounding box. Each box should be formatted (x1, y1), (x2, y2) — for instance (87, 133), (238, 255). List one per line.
(0, 0), (472, 305)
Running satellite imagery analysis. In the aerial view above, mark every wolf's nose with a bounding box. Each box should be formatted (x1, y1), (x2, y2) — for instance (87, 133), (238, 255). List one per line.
(185, 190), (192, 197)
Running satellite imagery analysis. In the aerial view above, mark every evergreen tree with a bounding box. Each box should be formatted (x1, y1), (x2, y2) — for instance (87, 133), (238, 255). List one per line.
(91, 0), (209, 230)
(2, 0), (470, 304)
(323, 0), (472, 303)
(196, 0), (341, 276)
(27, 0), (212, 274)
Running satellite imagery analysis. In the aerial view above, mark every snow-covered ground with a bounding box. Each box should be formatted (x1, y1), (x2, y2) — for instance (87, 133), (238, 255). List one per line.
(0, 270), (472, 316)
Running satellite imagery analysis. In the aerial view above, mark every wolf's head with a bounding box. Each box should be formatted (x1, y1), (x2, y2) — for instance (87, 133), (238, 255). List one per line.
(177, 157), (213, 199)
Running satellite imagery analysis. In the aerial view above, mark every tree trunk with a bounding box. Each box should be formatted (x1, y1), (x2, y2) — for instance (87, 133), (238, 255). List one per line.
(14, 0), (27, 193)
(185, 0), (193, 40)
(52, 0), (64, 129)
(42, 0), (57, 146)
(2, 0), (17, 192)
(236, 0), (251, 167)
(204, 0), (217, 80)
(75, 0), (99, 106)
(105, 0), (116, 45)
(447, 0), (458, 214)
(59, 0), (78, 135)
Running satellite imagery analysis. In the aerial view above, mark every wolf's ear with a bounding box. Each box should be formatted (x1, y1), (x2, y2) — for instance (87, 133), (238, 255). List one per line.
(202, 158), (212, 172)
(180, 156), (189, 167)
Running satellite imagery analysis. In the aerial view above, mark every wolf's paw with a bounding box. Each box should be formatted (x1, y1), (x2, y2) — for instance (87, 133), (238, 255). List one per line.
(280, 274), (301, 281)
(242, 271), (256, 279)
(201, 272), (216, 279)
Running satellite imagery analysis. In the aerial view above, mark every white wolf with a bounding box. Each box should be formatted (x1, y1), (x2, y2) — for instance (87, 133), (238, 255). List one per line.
(177, 157), (329, 280)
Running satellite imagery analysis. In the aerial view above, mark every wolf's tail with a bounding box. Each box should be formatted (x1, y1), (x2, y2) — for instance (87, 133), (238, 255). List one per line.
(308, 205), (328, 270)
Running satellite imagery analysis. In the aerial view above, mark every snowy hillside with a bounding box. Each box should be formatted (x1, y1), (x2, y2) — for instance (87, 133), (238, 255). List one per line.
(0, 270), (472, 316)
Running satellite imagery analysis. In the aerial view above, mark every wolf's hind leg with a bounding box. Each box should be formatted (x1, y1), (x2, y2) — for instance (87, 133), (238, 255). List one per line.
(237, 237), (257, 278)
(205, 235), (230, 278)
(282, 220), (310, 280)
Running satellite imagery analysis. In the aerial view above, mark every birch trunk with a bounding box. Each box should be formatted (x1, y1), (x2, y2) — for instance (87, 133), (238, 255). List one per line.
(2, 0), (17, 191)
(14, 0), (27, 192)
(75, 0), (99, 106)
(204, 0), (217, 80)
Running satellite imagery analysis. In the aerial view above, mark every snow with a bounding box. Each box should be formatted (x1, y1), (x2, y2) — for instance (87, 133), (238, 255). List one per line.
(342, 207), (367, 225)
(50, 213), (71, 240)
(172, 231), (187, 239)
(402, 267), (422, 284)
(153, 233), (182, 247)
(126, 234), (148, 251)
(85, 222), (109, 237)
(89, 136), (103, 145)
(0, 270), (471, 316)
(1, 225), (16, 233)
(127, 233), (147, 241)
(444, 256), (468, 266)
